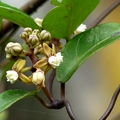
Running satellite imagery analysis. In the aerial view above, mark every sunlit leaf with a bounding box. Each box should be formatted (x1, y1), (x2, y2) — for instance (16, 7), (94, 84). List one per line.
(43, 0), (100, 39)
(56, 23), (120, 82)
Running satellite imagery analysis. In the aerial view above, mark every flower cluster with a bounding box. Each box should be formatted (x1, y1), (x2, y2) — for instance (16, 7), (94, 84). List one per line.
(5, 18), (63, 91)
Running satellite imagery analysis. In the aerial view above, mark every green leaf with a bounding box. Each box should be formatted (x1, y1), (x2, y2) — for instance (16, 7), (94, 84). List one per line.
(0, 2), (40, 30)
(43, 0), (100, 39)
(0, 89), (37, 113)
(56, 23), (120, 82)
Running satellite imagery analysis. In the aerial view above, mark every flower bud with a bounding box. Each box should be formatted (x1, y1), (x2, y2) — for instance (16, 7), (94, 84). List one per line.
(34, 44), (42, 55)
(32, 29), (40, 35)
(6, 70), (18, 84)
(20, 32), (29, 39)
(34, 18), (43, 28)
(6, 53), (12, 59)
(32, 69), (45, 87)
(74, 24), (87, 35)
(5, 42), (23, 56)
(24, 27), (32, 35)
(28, 34), (39, 47)
(40, 30), (52, 41)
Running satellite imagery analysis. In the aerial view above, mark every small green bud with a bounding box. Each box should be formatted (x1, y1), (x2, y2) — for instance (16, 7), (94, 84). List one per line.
(20, 32), (28, 39)
(34, 44), (42, 55)
(6, 53), (12, 59)
(32, 29), (40, 35)
(28, 34), (39, 47)
(40, 30), (52, 41)
(24, 27), (32, 35)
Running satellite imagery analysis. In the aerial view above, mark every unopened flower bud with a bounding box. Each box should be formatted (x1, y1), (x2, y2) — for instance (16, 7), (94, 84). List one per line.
(24, 27), (32, 35)
(5, 42), (23, 56)
(32, 69), (45, 87)
(6, 70), (18, 84)
(34, 18), (43, 28)
(28, 34), (39, 47)
(6, 53), (12, 59)
(74, 24), (87, 35)
(40, 30), (52, 41)
(20, 32), (29, 39)
(34, 44), (42, 55)
(32, 29), (40, 35)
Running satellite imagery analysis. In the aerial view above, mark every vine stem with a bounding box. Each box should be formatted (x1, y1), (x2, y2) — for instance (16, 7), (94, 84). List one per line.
(47, 69), (56, 96)
(99, 85), (120, 120)
(35, 94), (53, 109)
(64, 100), (78, 120)
(42, 87), (54, 102)
(88, 0), (120, 29)
(61, 83), (65, 100)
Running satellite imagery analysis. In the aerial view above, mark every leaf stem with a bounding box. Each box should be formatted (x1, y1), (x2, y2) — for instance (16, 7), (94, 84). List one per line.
(88, 0), (120, 29)
(99, 84), (120, 120)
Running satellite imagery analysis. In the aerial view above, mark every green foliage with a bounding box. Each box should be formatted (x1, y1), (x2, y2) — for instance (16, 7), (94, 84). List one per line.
(56, 23), (120, 82)
(42, 0), (100, 39)
(0, 89), (37, 113)
(0, 2), (40, 30)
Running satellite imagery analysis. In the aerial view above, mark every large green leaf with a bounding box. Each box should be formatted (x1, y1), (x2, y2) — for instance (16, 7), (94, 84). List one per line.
(0, 2), (40, 30)
(42, 0), (100, 39)
(0, 89), (37, 113)
(56, 23), (120, 82)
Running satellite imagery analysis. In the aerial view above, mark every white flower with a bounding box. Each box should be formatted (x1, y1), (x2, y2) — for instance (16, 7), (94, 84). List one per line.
(32, 69), (45, 86)
(48, 52), (63, 68)
(74, 24), (87, 35)
(6, 70), (18, 84)
(55, 52), (63, 62)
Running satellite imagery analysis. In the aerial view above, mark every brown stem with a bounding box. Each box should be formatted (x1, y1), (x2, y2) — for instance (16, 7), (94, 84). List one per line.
(64, 100), (78, 120)
(99, 85), (120, 120)
(0, 0), (47, 38)
(35, 94), (53, 109)
(42, 87), (54, 102)
(61, 83), (65, 100)
(88, 0), (120, 29)
(47, 69), (56, 96)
